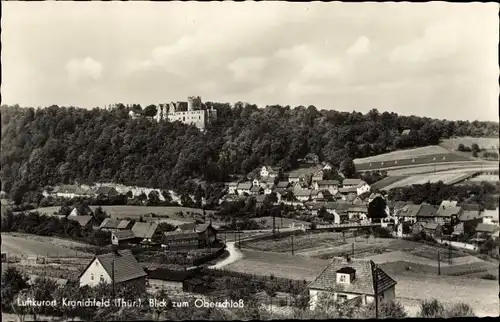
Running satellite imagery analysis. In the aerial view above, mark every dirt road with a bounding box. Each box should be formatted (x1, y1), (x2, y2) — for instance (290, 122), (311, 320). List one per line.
(208, 242), (243, 269)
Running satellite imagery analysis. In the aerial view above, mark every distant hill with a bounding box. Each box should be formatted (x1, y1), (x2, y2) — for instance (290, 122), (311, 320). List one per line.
(1, 104), (498, 202)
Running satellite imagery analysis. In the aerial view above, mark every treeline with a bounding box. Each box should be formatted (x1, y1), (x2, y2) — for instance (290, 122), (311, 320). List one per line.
(387, 181), (500, 209)
(1, 103), (498, 197)
(1, 211), (111, 246)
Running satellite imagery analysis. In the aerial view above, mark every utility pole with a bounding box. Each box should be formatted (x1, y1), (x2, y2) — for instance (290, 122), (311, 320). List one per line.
(374, 263), (379, 319)
(291, 235), (294, 255)
(112, 258), (116, 298)
(437, 250), (441, 276)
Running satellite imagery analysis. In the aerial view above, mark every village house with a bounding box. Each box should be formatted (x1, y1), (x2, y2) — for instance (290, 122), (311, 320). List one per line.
(227, 182), (239, 195)
(250, 185), (263, 195)
(174, 223), (197, 232)
(68, 215), (95, 229)
(412, 221), (428, 234)
(50, 185), (94, 199)
(252, 178), (260, 187)
(341, 179), (371, 196)
(480, 209), (499, 224)
(263, 184), (275, 195)
(294, 189), (312, 202)
(311, 169), (324, 183)
(435, 205), (462, 224)
(313, 180), (340, 195)
(162, 223), (218, 249)
(236, 182), (252, 196)
(322, 162), (333, 171)
(276, 181), (291, 189)
(347, 206), (369, 223)
(146, 268), (204, 293)
(474, 223), (500, 240)
(287, 172), (302, 184)
(79, 249), (147, 289)
(309, 256), (397, 309)
(95, 186), (119, 197)
(69, 204), (94, 217)
(395, 204), (422, 224)
(99, 218), (134, 231)
(131, 222), (159, 244)
(416, 204), (439, 222)
(423, 222), (443, 239)
(111, 230), (139, 247)
(260, 166), (280, 179)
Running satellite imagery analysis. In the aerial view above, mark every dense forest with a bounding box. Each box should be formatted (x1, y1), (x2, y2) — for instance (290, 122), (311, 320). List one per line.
(1, 103), (498, 195)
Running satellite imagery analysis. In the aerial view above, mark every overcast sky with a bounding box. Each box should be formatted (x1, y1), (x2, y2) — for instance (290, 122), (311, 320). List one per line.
(2, 2), (499, 121)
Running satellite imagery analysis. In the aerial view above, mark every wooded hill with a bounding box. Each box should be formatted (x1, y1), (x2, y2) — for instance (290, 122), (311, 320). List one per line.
(1, 103), (498, 197)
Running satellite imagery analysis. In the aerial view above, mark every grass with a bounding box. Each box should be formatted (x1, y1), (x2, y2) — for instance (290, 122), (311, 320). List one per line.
(30, 205), (214, 221)
(253, 216), (310, 229)
(354, 146), (452, 163)
(371, 176), (408, 190)
(243, 232), (347, 253)
(440, 137), (499, 151)
(386, 163), (498, 176)
(382, 172), (475, 190)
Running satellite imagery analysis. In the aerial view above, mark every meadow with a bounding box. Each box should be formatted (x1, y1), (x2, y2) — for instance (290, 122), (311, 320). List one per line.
(440, 137), (499, 151)
(354, 146), (452, 163)
(243, 232), (348, 253)
(381, 172), (475, 190)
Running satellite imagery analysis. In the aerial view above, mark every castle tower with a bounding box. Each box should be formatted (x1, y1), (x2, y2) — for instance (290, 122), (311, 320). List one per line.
(187, 96), (202, 111)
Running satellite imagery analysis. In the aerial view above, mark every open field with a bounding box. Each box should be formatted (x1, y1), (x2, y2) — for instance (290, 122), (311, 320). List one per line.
(243, 232), (347, 253)
(1, 233), (93, 258)
(440, 137), (499, 151)
(385, 163), (498, 176)
(467, 175), (499, 183)
(354, 146), (452, 163)
(371, 176), (409, 190)
(381, 172), (476, 190)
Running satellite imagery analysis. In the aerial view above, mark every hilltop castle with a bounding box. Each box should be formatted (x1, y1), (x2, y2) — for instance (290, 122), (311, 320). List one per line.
(154, 96), (217, 130)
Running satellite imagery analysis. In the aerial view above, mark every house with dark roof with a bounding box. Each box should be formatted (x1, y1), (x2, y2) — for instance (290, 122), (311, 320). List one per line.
(174, 222), (197, 232)
(161, 231), (201, 249)
(68, 215), (95, 229)
(69, 204), (94, 217)
(395, 204), (421, 224)
(309, 256), (397, 310)
(435, 205), (462, 224)
(79, 249), (147, 288)
(131, 222), (159, 243)
(95, 186), (119, 197)
(111, 230), (140, 247)
(250, 185), (263, 195)
(423, 222), (442, 238)
(236, 182), (252, 196)
(416, 204), (438, 221)
(294, 189), (312, 202)
(99, 218), (133, 231)
(475, 223), (500, 240)
(276, 181), (291, 189)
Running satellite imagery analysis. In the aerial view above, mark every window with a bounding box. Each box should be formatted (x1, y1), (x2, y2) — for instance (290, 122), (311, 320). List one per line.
(90, 274), (94, 281)
(337, 294), (348, 302)
(100, 275), (104, 282)
(339, 274), (346, 283)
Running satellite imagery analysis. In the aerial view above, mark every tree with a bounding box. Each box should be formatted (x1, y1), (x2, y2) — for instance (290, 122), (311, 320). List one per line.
(418, 299), (475, 318)
(339, 159), (356, 178)
(471, 143), (480, 153)
(368, 196), (387, 222)
(143, 105), (158, 117)
(457, 143), (466, 152)
(1, 267), (29, 311)
(147, 190), (161, 206)
(94, 206), (107, 224)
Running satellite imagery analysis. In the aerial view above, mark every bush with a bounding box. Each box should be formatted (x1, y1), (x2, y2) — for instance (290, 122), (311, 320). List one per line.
(481, 273), (497, 280)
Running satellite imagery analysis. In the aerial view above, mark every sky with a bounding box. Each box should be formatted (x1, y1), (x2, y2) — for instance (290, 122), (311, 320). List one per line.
(2, 2), (499, 121)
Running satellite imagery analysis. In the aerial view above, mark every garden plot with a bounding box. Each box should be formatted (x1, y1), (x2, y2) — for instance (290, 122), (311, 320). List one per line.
(382, 172), (475, 189)
(243, 232), (347, 253)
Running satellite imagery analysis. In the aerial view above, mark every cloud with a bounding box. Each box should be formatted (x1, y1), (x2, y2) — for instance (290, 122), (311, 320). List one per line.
(346, 36), (370, 55)
(65, 57), (103, 83)
(227, 57), (268, 83)
(389, 19), (461, 63)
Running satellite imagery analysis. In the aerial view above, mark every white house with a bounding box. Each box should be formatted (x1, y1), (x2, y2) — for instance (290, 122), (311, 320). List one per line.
(252, 179), (260, 187)
(264, 184), (275, 195)
(313, 180), (340, 195)
(79, 250), (147, 288)
(260, 166), (279, 179)
(227, 182), (239, 195)
(309, 256), (397, 310)
(322, 162), (333, 171)
(311, 170), (324, 183)
(356, 182), (371, 196)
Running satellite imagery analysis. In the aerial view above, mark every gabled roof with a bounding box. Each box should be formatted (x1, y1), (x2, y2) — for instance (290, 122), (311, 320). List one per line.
(437, 206), (462, 217)
(117, 220), (131, 229)
(113, 230), (137, 241)
(227, 182), (239, 187)
(438, 200), (458, 211)
(195, 223), (216, 233)
(95, 186), (118, 195)
(69, 215), (93, 227)
(395, 204), (421, 217)
(316, 180), (340, 186)
(342, 179), (365, 186)
(416, 204), (438, 217)
(475, 223), (500, 233)
(458, 210), (482, 222)
(348, 206), (368, 213)
(308, 257), (396, 295)
(237, 182), (252, 190)
(131, 222), (159, 239)
(401, 129), (411, 135)
(339, 187), (358, 194)
(276, 181), (290, 188)
(294, 189), (312, 197)
(99, 218), (121, 229)
(250, 186), (262, 192)
(175, 223), (197, 231)
(71, 204), (94, 216)
(81, 250), (146, 284)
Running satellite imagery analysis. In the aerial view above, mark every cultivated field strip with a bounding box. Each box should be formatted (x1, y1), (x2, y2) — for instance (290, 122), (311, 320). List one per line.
(354, 146), (451, 163)
(440, 137), (499, 151)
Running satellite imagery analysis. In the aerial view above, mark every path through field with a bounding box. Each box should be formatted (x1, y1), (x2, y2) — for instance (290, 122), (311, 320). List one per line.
(209, 242), (242, 269)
